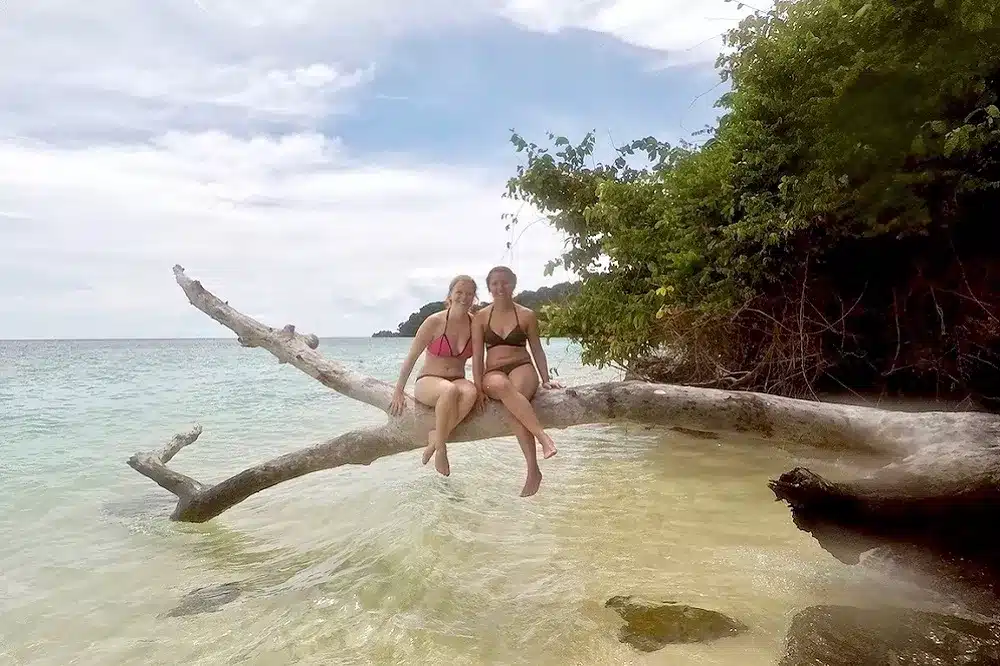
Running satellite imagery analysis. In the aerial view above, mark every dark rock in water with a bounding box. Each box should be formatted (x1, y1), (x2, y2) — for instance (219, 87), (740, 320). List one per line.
(780, 604), (1000, 666)
(164, 582), (241, 618)
(605, 595), (748, 652)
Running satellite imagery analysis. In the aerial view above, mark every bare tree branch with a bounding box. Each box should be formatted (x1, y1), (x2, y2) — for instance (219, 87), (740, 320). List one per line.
(130, 265), (1000, 562)
(128, 425), (206, 499)
(172, 264), (395, 412)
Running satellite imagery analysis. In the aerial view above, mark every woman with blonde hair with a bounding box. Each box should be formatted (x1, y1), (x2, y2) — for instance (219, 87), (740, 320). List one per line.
(390, 275), (479, 476)
(472, 265), (562, 497)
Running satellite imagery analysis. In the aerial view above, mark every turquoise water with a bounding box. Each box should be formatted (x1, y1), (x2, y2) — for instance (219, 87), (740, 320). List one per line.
(0, 338), (944, 665)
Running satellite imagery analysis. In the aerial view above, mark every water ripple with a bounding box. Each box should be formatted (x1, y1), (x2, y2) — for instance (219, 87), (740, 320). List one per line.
(0, 338), (948, 665)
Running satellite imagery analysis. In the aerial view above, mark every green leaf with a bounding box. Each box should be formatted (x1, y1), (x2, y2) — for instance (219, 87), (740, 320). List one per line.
(944, 131), (960, 157)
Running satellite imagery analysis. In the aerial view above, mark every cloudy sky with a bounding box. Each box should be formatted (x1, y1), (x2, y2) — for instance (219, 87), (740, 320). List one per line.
(0, 0), (764, 339)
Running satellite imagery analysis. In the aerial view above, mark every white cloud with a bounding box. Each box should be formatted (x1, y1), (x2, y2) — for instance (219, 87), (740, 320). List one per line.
(0, 0), (766, 140)
(500, 0), (774, 66)
(0, 0), (760, 338)
(0, 2), (392, 138)
(83, 63), (374, 119)
(0, 131), (571, 338)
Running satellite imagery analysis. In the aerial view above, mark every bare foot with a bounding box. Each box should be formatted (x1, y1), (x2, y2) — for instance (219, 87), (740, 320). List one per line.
(434, 444), (451, 477)
(520, 469), (542, 497)
(539, 433), (557, 459)
(421, 430), (436, 465)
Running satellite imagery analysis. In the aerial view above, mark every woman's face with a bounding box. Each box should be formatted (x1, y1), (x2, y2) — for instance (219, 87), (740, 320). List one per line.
(449, 280), (476, 310)
(487, 271), (515, 300)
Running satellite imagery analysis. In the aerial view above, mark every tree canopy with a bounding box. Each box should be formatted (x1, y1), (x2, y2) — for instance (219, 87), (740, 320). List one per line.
(504, 0), (1000, 406)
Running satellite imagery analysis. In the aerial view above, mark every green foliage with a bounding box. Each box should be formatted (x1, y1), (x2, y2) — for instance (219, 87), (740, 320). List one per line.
(505, 0), (1000, 401)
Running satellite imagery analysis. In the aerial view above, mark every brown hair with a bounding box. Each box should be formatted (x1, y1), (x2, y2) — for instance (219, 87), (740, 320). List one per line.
(444, 274), (477, 308)
(485, 265), (517, 289)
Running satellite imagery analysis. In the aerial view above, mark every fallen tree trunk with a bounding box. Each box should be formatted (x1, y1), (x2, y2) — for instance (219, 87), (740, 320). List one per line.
(130, 265), (1000, 554)
(769, 457), (1000, 601)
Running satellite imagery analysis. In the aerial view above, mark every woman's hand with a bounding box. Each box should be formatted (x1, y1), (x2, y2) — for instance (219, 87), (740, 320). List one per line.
(476, 387), (489, 412)
(389, 389), (406, 416)
(542, 379), (564, 389)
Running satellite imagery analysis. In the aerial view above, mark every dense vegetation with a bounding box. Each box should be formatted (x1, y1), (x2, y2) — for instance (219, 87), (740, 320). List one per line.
(372, 282), (579, 337)
(503, 0), (1000, 406)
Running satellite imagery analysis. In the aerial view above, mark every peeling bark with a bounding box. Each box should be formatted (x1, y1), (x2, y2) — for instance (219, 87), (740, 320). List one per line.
(130, 266), (1000, 546)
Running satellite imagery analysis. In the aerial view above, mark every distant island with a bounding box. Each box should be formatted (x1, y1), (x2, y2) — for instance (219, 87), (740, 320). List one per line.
(372, 282), (579, 337)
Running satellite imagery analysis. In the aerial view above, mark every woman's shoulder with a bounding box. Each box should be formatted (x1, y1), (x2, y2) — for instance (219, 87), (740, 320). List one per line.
(514, 302), (536, 319)
(418, 310), (446, 331)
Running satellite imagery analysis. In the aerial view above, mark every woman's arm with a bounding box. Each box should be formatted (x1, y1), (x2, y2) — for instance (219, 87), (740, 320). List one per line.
(471, 309), (486, 395)
(524, 308), (562, 389)
(389, 315), (436, 415)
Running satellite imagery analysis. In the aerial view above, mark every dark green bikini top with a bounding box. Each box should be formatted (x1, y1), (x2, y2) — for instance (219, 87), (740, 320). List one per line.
(484, 306), (528, 349)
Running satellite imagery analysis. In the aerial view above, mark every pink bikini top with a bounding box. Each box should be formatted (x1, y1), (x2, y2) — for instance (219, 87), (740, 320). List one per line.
(426, 307), (473, 360)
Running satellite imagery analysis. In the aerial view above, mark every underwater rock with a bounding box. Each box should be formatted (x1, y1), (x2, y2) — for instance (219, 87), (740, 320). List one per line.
(605, 595), (748, 652)
(780, 604), (1000, 666)
(164, 581), (242, 618)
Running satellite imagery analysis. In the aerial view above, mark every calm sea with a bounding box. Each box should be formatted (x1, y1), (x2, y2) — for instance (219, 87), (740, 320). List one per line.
(0, 337), (946, 665)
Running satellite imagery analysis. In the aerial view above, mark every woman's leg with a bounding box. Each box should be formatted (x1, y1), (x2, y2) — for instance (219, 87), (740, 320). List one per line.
(452, 379), (479, 427)
(414, 377), (460, 476)
(510, 420), (542, 497)
(508, 363), (558, 460)
(482, 364), (557, 459)
(429, 379), (478, 474)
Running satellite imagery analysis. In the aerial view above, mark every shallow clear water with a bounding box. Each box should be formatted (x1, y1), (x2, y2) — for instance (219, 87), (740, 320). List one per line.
(0, 338), (945, 665)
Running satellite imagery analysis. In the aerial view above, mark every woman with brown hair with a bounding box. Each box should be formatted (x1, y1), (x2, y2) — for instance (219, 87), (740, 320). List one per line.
(472, 265), (562, 496)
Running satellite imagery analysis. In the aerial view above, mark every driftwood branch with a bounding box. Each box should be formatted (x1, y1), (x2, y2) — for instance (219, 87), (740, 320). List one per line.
(128, 425), (206, 499)
(130, 262), (1000, 580)
(131, 424), (405, 522)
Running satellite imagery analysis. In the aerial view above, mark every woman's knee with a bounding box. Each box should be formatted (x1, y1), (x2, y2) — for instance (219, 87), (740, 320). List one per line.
(483, 373), (511, 395)
(509, 369), (539, 399)
(436, 382), (460, 405)
(456, 382), (478, 403)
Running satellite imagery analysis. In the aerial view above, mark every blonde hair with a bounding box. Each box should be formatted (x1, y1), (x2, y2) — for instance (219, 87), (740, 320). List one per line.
(444, 274), (478, 308)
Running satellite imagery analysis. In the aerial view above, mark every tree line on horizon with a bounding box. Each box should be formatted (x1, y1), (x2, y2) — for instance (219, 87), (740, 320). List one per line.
(371, 282), (580, 338)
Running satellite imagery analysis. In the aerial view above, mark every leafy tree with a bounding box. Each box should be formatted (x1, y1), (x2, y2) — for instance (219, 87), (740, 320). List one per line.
(504, 0), (1000, 405)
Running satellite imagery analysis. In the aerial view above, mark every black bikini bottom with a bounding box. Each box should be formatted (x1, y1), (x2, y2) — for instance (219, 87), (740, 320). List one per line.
(485, 359), (534, 377)
(415, 373), (466, 383)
